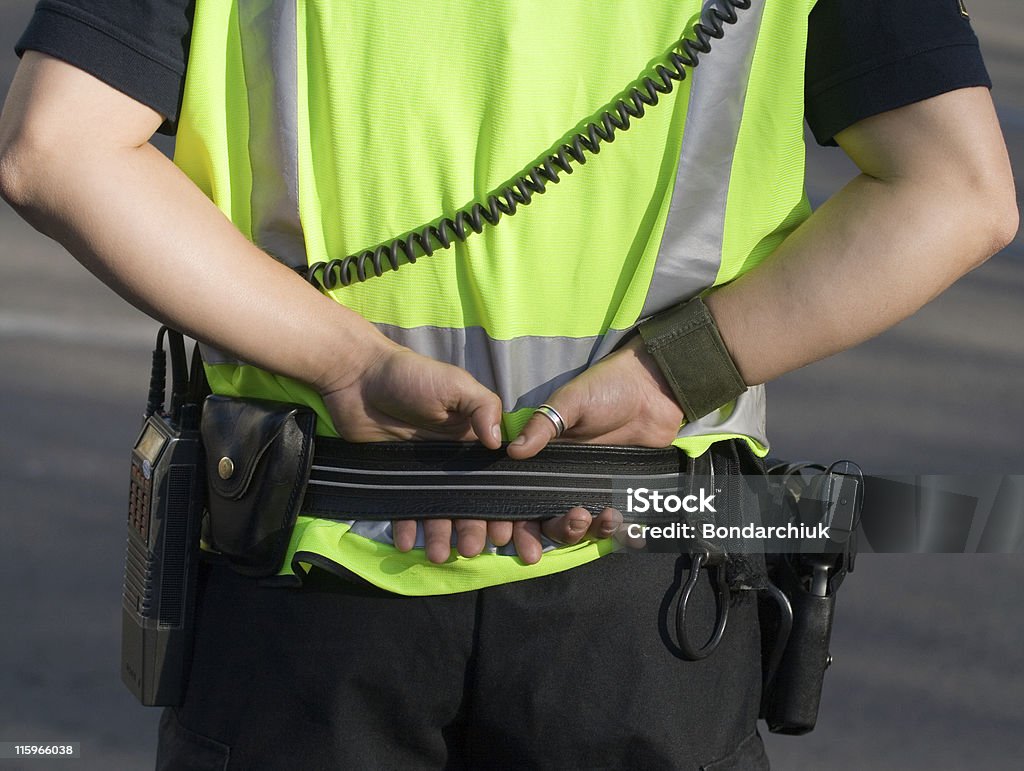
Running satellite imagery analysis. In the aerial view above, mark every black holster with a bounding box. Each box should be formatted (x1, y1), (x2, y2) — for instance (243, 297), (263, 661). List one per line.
(757, 460), (863, 735)
(758, 557), (837, 735)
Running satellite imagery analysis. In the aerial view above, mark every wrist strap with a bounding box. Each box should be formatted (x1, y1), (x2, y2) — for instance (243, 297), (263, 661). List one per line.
(637, 297), (747, 421)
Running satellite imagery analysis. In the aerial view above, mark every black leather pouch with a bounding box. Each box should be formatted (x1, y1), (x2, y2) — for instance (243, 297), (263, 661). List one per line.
(200, 395), (317, 577)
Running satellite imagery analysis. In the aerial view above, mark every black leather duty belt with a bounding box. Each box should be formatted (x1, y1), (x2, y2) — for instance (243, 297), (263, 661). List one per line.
(302, 438), (709, 522)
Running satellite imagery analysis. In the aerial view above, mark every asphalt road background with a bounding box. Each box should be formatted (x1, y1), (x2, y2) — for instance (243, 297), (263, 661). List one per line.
(0, 2), (1021, 769)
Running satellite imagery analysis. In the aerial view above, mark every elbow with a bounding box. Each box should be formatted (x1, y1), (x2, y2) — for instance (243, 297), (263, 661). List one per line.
(0, 110), (69, 212)
(953, 161), (1019, 271)
(0, 134), (45, 211)
(962, 148), (1019, 264)
(0, 142), (25, 208)
(971, 142), (1020, 256)
(989, 183), (1019, 255)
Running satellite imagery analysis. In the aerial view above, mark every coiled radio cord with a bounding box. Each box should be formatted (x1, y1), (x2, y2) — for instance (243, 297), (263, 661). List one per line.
(303, 0), (753, 289)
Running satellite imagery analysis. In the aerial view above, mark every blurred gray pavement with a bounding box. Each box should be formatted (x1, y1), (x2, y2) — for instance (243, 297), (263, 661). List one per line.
(1, 1), (1022, 769)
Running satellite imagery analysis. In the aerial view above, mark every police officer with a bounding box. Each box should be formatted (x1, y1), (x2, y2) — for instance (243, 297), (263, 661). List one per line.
(0, 0), (1016, 768)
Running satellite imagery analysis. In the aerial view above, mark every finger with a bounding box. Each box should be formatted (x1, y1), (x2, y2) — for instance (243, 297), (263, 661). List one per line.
(541, 507), (593, 545)
(453, 376), (503, 450)
(454, 519), (488, 558)
(589, 507), (625, 540)
(393, 520), (417, 552)
(488, 520), (514, 548)
(469, 395), (504, 450)
(512, 520), (544, 565)
(506, 411), (555, 460)
(423, 519), (453, 564)
(598, 507), (643, 548)
(507, 394), (580, 460)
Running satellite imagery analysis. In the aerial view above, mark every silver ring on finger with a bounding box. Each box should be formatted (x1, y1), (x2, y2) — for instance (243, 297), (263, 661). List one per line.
(534, 403), (566, 438)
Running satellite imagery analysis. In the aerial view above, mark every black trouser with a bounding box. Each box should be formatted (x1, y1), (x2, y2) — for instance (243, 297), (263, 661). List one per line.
(156, 551), (768, 771)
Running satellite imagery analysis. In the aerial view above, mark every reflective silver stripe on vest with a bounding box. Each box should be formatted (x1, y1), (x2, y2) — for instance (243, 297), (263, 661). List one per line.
(200, 325), (622, 412)
(376, 324), (626, 413)
(639, 0), (766, 318)
(238, 0), (305, 269)
(212, 0), (768, 450)
(199, 1), (303, 369)
(597, 0), (769, 447)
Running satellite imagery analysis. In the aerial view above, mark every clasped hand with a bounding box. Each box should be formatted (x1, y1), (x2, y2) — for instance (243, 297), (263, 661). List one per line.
(318, 337), (683, 564)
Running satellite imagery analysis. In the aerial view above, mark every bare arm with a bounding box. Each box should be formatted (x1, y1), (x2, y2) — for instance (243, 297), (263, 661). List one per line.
(705, 86), (1018, 384)
(513, 86), (1018, 545)
(0, 53), (506, 439)
(0, 53), (391, 394)
(0, 53), (510, 563)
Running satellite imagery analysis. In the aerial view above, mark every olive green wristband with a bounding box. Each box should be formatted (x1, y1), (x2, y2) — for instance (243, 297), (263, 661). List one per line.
(637, 297), (747, 422)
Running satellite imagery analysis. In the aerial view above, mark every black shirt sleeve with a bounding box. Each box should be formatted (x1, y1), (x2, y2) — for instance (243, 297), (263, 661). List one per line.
(805, 0), (992, 146)
(15, 0), (194, 135)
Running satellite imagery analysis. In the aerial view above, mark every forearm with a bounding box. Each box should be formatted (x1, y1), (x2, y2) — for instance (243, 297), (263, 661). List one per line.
(0, 54), (396, 393)
(707, 173), (1004, 384)
(3, 138), (392, 390)
(706, 89), (1018, 386)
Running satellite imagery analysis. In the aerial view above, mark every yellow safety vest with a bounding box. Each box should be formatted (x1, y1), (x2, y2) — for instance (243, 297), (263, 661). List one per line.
(175, 0), (816, 594)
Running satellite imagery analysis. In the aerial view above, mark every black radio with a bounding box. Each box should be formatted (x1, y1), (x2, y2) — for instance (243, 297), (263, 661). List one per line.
(120, 328), (205, 706)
